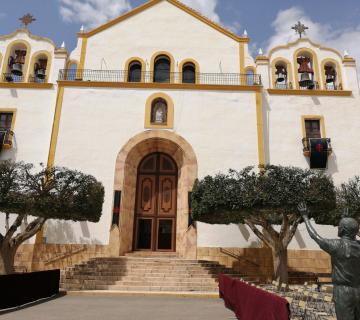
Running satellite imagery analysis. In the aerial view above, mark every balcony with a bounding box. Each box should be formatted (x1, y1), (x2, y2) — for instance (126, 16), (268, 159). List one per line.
(58, 69), (262, 87)
(302, 138), (332, 169)
(2, 73), (24, 83)
(0, 129), (14, 150)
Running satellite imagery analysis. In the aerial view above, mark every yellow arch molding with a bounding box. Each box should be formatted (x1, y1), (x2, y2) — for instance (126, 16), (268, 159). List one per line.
(178, 58), (200, 84)
(271, 57), (293, 89)
(293, 47), (321, 90)
(0, 53), (2, 71)
(124, 57), (146, 82)
(144, 92), (174, 129)
(1, 39), (31, 82)
(321, 58), (343, 90)
(28, 50), (52, 82)
(150, 51), (175, 83)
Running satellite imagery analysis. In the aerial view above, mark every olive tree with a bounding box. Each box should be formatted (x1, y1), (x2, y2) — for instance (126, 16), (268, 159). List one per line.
(191, 165), (336, 285)
(0, 161), (104, 275)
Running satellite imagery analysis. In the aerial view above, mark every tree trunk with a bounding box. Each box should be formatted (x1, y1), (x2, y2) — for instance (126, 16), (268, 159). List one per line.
(271, 245), (288, 287)
(0, 240), (17, 275)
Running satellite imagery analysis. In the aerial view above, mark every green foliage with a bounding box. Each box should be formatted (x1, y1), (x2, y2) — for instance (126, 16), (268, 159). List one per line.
(0, 161), (104, 222)
(192, 165), (336, 225)
(337, 176), (360, 222)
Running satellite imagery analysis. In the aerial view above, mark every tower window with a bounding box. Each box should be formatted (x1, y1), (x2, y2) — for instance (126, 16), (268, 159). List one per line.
(128, 61), (142, 82)
(154, 56), (171, 83)
(182, 63), (196, 84)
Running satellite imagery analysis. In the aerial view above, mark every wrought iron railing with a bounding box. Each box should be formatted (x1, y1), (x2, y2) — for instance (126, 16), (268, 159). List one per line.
(28, 75), (48, 83)
(275, 81), (343, 91)
(0, 129), (14, 148)
(2, 73), (23, 83)
(302, 138), (332, 154)
(58, 69), (262, 86)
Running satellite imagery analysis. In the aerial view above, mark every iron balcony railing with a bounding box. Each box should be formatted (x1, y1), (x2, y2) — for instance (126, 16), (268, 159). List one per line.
(58, 69), (262, 86)
(3, 73), (23, 83)
(28, 75), (48, 84)
(0, 129), (14, 147)
(275, 81), (343, 91)
(302, 138), (332, 155)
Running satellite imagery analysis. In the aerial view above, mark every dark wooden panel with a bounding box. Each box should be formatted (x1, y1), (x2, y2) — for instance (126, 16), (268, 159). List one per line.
(136, 175), (156, 216)
(158, 175), (176, 216)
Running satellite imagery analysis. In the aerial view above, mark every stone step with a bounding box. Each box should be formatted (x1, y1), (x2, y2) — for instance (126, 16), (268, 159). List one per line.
(104, 285), (219, 292)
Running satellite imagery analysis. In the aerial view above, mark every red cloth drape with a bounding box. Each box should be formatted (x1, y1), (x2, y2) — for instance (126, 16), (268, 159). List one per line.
(219, 274), (290, 320)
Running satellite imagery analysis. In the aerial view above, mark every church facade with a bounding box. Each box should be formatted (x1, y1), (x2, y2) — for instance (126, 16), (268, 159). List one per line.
(0, 0), (359, 273)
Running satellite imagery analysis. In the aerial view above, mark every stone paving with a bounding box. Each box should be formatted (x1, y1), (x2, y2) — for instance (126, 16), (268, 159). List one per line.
(0, 295), (236, 320)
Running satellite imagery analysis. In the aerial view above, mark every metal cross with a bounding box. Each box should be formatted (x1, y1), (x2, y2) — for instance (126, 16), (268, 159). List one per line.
(19, 14), (36, 29)
(292, 21), (308, 39)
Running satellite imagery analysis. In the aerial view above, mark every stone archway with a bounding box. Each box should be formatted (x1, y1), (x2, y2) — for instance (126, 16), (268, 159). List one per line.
(109, 131), (198, 259)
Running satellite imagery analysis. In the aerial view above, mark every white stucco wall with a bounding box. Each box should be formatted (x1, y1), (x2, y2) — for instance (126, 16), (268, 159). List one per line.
(48, 87), (259, 244)
(82, 1), (241, 74)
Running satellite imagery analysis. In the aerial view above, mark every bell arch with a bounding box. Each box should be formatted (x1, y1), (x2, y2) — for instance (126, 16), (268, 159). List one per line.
(28, 50), (52, 82)
(293, 47), (320, 90)
(111, 130), (198, 259)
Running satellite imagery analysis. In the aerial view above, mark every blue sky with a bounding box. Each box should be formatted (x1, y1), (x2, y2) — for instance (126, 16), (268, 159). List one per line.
(1, 0), (360, 59)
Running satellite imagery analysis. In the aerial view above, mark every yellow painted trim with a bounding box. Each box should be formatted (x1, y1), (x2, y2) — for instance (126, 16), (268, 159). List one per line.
(66, 60), (79, 69)
(0, 82), (53, 89)
(78, 0), (248, 43)
(255, 91), (265, 170)
(178, 58), (200, 84)
(150, 51), (175, 82)
(78, 38), (88, 77)
(321, 58), (343, 89)
(27, 50), (52, 82)
(0, 52), (2, 71)
(58, 80), (262, 92)
(124, 57), (146, 82)
(47, 86), (65, 168)
(293, 47), (321, 90)
(1, 39), (31, 82)
(240, 43), (245, 74)
(271, 57), (293, 89)
(267, 89), (352, 96)
(145, 92), (174, 129)
(301, 115), (326, 139)
(268, 38), (342, 60)
(245, 66), (256, 73)
(0, 108), (17, 148)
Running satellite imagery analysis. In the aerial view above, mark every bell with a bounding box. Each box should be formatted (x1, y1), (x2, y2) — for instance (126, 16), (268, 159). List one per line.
(11, 63), (23, 76)
(35, 68), (46, 79)
(35, 59), (47, 80)
(325, 66), (336, 84)
(299, 72), (314, 89)
(297, 56), (314, 74)
(275, 65), (287, 83)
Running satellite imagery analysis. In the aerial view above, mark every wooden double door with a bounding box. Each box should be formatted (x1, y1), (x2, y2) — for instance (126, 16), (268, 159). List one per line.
(134, 153), (177, 252)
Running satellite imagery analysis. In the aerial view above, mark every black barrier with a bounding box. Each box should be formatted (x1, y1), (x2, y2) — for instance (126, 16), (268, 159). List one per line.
(0, 269), (60, 309)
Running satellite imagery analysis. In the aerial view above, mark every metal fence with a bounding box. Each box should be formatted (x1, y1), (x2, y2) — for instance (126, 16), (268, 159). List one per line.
(58, 69), (262, 86)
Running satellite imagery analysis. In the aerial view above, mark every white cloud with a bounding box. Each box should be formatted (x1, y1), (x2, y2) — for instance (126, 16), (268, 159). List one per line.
(267, 7), (360, 65)
(181, 0), (220, 23)
(59, 0), (132, 29)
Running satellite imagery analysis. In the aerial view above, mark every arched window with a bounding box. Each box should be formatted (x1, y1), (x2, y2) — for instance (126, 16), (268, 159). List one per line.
(66, 61), (78, 80)
(154, 56), (170, 83)
(274, 62), (288, 88)
(182, 62), (196, 84)
(5, 43), (28, 82)
(296, 52), (315, 89)
(151, 98), (168, 125)
(245, 68), (254, 85)
(32, 55), (48, 83)
(324, 62), (337, 90)
(128, 61), (142, 82)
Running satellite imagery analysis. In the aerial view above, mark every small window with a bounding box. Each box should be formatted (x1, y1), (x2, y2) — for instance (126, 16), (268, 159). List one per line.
(128, 61), (142, 82)
(66, 62), (78, 80)
(151, 98), (167, 124)
(305, 120), (321, 139)
(0, 112), (13, 130)
(246, 69), (254, 85)
(182, 63), (196, 84)
(154, 56), (170, 83)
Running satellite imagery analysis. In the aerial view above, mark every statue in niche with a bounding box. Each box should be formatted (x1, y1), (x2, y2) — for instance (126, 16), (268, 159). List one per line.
(152, 100), (167, 124)
(298, 203), (360, 320)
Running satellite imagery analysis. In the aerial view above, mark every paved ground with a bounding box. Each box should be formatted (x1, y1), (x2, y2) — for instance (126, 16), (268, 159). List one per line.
(0, 295), (236, 320)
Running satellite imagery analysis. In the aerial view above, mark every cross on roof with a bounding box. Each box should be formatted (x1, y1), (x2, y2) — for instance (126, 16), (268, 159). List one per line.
(19, 14), (36, 29)
(292, 21), (308, 39)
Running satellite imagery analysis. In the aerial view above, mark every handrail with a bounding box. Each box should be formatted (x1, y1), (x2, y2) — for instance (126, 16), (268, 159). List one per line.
(44, 245), (87, 265)
(220, 248), (260, 267)
(58, 69), (262, 86)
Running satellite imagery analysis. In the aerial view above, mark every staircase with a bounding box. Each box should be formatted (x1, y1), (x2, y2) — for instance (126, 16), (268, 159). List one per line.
(61, 254), (250, 293)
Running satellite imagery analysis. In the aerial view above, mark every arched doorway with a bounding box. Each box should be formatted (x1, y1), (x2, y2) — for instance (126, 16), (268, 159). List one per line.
(134, 153), (177, 251)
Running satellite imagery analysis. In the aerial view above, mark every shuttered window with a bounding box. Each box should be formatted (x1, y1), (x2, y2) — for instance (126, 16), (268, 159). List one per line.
(0, 113), (13, 130)
(305, 119), (321, 138)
